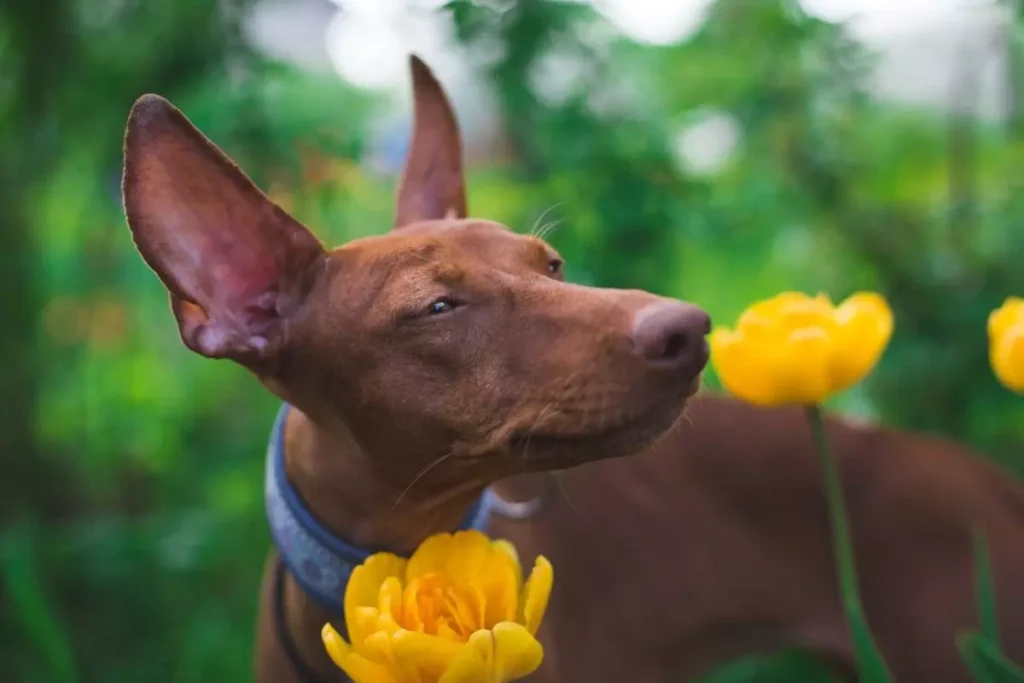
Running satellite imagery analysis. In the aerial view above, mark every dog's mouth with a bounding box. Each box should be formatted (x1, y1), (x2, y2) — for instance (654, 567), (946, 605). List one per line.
(507, 375), (700, 470)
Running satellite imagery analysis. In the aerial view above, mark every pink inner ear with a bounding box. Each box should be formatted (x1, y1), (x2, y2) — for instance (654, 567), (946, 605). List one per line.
(172, 295), (273, 360)
(144, 153), (278, 295)
(127, 116), (290, 330)
(123, 95), (325, 362)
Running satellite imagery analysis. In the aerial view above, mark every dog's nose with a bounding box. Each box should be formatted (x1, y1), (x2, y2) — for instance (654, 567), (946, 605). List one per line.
(631, 302), (711, 372)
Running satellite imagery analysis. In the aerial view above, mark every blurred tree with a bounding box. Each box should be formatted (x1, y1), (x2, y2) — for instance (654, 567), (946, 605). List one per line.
(0, 1), (377, 681)
(0, 0), (77, 520)
(0, 0), (263, 676)
(0, 0), (267, 513)
(448, 0), (694, 294)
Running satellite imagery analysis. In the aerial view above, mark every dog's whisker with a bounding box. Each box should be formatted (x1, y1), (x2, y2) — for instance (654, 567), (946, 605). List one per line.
(389, 451), (455, 514)
(551, 471), (584, 519)
(516, 401), (557, 470)
(529, 203), (563, 237)
(682, 407), (696, 426)
(536, 219), (563, 242)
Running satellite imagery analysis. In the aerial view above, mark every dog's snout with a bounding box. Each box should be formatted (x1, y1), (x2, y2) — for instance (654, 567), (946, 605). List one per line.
(632, 302), (711, 372)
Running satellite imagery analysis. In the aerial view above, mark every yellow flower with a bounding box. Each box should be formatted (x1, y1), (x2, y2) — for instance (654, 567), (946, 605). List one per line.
(321, 530), (553, 683)
(988, 297), (1024, 394)
(710, 291), (893, 406)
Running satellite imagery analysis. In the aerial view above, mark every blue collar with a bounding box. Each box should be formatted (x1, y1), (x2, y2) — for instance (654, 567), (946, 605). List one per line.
(264, 404), (494, 616)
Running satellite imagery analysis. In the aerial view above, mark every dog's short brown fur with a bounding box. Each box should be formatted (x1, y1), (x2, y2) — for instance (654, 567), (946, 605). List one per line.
(122, 57), (1024, 682)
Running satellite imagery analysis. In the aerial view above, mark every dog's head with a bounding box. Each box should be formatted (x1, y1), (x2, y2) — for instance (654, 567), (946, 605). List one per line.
(121, 57), (709, 488)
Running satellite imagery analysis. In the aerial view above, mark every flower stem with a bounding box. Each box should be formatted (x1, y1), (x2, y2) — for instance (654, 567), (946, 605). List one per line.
(806, 404), (860, 606)
(806, 404), (894, 682)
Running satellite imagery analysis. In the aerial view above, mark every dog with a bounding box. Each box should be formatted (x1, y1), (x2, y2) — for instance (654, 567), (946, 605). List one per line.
(121, 56), (1024, 682)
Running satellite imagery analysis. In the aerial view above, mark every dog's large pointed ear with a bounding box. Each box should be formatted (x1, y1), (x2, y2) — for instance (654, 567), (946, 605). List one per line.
(392, 56), (468, 229)
(122, 95), (325, 368)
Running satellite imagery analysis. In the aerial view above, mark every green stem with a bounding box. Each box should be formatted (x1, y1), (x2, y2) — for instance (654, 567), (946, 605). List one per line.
(973, 526), (1001, 646)
(806, 404), (895, 682)
(806, 404), (862, 610)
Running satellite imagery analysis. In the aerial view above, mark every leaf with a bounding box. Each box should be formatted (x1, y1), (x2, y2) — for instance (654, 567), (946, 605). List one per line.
(0, 522), (79, 683)
(847, 604), (895, 683)
(958, 631), (1024, 683)
(693, 648), (840, 683)
(973, 528), (1001, 645)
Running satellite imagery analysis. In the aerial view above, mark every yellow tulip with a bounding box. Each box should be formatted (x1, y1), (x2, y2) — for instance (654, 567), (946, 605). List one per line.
(710, 291), (893, 406)
(321, 530), (553, 683)
(988, 297), (1024, 394)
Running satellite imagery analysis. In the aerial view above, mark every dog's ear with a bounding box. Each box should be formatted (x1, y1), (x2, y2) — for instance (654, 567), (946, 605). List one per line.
(122, 95), (325, 368)
(393, 56), (468, 229)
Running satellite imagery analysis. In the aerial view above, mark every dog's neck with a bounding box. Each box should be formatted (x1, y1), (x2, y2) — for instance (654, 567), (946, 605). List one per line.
(276, 406), (485, 679)
(282, 406), (484, 554)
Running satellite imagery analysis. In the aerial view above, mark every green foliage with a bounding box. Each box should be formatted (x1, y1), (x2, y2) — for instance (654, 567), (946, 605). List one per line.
(955, 532), (1023, 683)
(0, 522), (79, 683)
(3, 0), (1024, 680)
(959, 633), (1024, 683)
(975, 529), (1001, 647)
(693, 649), (838, 683)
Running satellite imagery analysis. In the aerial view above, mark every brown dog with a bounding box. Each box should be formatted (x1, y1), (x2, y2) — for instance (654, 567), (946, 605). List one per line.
(121, 57), (1024, 683)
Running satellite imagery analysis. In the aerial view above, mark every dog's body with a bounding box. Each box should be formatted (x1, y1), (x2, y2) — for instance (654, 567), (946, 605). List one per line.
(492, 397), (1024, 682)
(250, 396), (1024, 683)
(121, 57), (1024, 683)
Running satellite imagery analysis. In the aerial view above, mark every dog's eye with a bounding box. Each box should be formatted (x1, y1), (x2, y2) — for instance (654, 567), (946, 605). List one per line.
(547, 258), (563, 276)
(427, 297), (459, 316)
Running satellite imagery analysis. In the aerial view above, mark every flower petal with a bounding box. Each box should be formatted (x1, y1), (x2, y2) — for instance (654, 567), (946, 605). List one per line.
(491, 540), (523, 590)
(362, 631), (419, 682)
(443, 532), (520, 628)
(322, 624), (397, 683)
(492, 622), (544, 681)
(739, 292), (817, 325)
(392, 629), (465, 680)
(520, 555), (553, 635)
(989, 298), (1024, 394)
(991, 322), (1024, 394)
(480, 553), (519, 628)
(436, 618), (463, 642)
(713, 290), (875, 406)
(378, 576), (405, 624)
(346, 553), (407, 649)
(989, 297), (1024, 342)
(406, 534), (456, 581)
(830, 292), (893, 393)
(488, 540), (524, 626)
(737, 292), (835, 341)
(709, 327), (782, 406)
(444, 582), (485, 636)
(439, 630), (493, 683)
(770, 326), (833, 405)
(322, 623), (351, 666)
(404, 574), (448, 634)
(354, 606), (384, 639)
(444, 531), (494, 581)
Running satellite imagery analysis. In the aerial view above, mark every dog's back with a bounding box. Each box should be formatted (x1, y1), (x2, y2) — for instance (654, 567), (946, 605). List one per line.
(492, 394), (1024, 682)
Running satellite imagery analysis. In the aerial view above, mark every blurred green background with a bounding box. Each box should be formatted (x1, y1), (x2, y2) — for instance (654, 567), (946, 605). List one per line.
(3, 0), (1024, 680)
